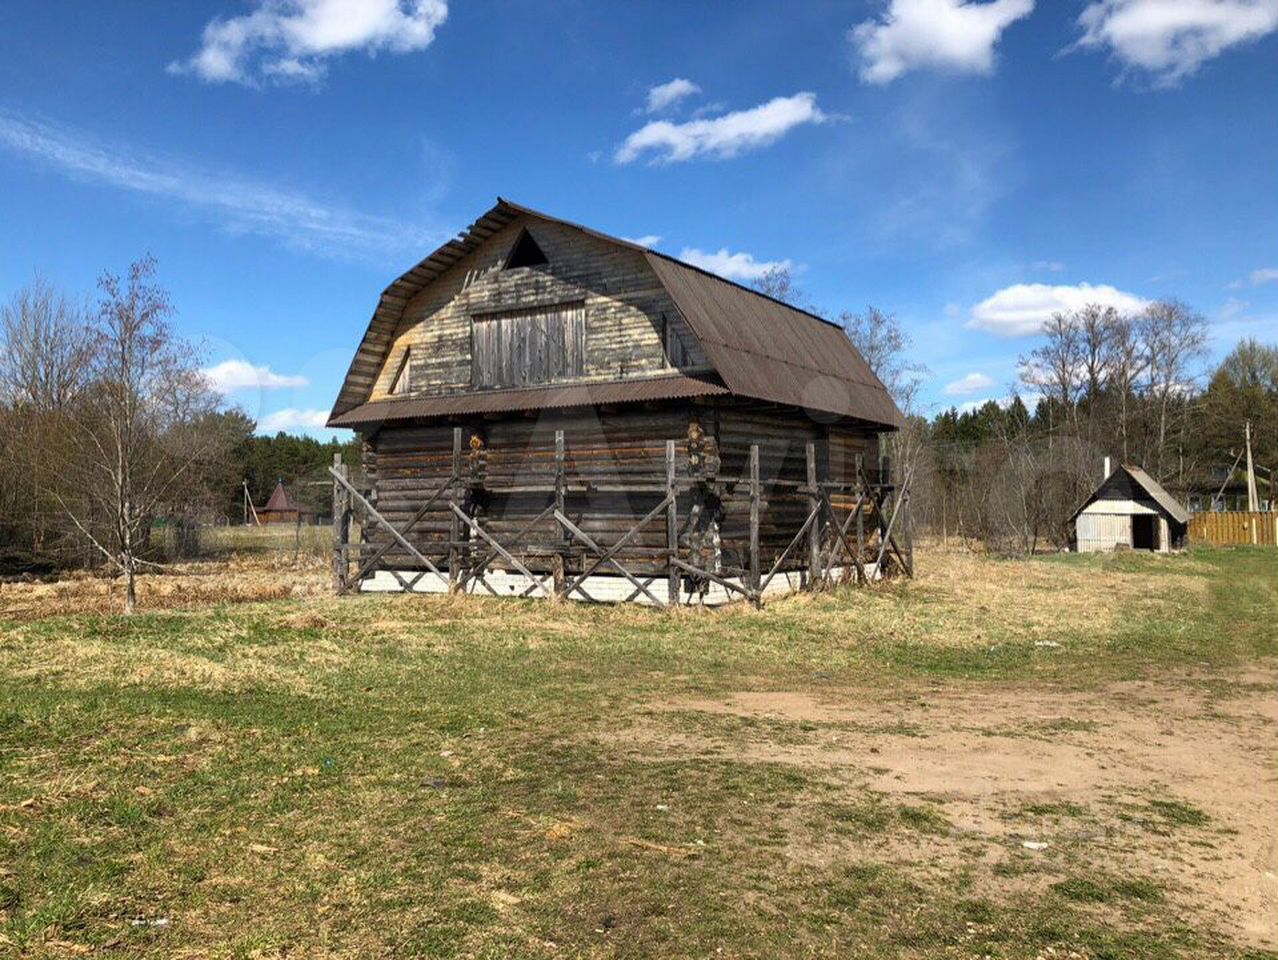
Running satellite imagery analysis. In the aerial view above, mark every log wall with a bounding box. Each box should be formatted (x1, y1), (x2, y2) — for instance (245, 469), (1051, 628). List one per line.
(359, 398), (885, 577)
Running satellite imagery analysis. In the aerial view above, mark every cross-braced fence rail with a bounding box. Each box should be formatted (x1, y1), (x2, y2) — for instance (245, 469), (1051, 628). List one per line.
(330, 428), (911, 606)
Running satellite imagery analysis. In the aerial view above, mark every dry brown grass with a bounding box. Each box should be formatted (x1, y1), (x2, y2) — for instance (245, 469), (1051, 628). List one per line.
(0, 553), (330, 621)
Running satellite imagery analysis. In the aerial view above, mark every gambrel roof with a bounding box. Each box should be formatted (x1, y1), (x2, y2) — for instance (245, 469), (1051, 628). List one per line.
(328, 199), (903, 430)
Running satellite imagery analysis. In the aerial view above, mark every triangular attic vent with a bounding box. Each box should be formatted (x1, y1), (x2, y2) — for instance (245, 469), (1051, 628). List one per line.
(504, 229), (548, 268)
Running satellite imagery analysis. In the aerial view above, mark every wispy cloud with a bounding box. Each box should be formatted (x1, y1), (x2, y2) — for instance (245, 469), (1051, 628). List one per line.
(623, 234), (663, 248)
(851, 0), (1034, 85)
(643, 78), (701, 114)
(1074, 0), (1278, 87)
(615, 92), (828, 164)
(203, 359), (309, 393)
(678, 247), (793, 281)
(257, 407), (331, 432)
(169, 0), (449, 86)
(1231, 267), (1278, 288)
(968, 281), (1149, 337)
(1030, 259), (1066, 273)
(0, 109), (439, 258)
(944, 371), (995, 395)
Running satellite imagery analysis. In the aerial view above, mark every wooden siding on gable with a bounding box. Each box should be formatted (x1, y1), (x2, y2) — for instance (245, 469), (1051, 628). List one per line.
(368, 218), (707, 403)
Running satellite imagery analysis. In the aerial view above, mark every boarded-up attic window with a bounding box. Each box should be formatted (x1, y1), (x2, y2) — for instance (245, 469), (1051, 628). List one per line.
(662, 314), (690, 368)
(389, 348), (411, 395)
(472, 303), (585, 389)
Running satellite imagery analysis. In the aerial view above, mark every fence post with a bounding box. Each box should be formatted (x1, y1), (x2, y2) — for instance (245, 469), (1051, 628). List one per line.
(331, 452), (349, 595)
(748, 443), (760, 601)
(855, 453), (865, 584)
(667, 439), (679, 607)
(553, 429), (567, 601)
(806, 442), (821, 588)
(449, 427), (462, 594)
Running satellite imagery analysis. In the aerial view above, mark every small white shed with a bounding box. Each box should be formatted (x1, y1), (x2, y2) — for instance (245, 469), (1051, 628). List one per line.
(1070, 462), (1190, 553)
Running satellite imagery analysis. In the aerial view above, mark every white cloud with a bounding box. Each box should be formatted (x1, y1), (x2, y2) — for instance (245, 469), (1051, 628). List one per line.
(203, 359), (309, 393)
(957, 391), (1042, 413)
(1076, 0), (1278, 86)
(968, 282), (1150, 337)
(615, 92), (827, 164)
(170, 0), (449, 85)
(944, 371), (996, 395)
(678, 247), (793, 282)
(644, 78), (701, 113)
(257, 407), (330, 432)
(624, 234), (663, 248)
(851, 0), (1034, 84)
(1249, 266), (1278, 285)
(0, 109), (438, 259)
(1030, 259), (1067, 272)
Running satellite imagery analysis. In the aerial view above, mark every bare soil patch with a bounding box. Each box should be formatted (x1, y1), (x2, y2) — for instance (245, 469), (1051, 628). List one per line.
(611, 666), (1278, 948)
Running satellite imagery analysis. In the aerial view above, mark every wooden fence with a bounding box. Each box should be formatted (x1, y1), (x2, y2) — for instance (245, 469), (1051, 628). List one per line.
(1189, 511), (1277, 547)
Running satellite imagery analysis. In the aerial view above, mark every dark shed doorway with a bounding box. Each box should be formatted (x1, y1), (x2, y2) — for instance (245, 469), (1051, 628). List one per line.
(1132, 515), (1158, 551)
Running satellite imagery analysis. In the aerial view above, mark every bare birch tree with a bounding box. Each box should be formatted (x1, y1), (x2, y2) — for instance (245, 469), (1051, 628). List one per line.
(55, 257), (221, 612)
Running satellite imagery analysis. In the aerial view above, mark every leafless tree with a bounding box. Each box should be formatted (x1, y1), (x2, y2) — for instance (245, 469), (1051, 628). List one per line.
(55, 257), (222, 612)
(1139, 299), (1208, 480)
(0, 278), (94, 563)
(839, 306), (927, 416)
(1020, 311), (1084, 430)
(751, 265), (808, 309)
(1102, 312), (1145, 463)
(1077, 304), (1114, 403)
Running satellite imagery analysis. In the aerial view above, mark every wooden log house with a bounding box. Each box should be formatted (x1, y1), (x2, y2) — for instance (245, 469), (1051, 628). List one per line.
(327, 199), (908, 604)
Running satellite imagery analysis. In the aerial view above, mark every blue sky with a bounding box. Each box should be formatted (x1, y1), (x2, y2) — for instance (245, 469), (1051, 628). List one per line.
(1, 0), (1275, 434)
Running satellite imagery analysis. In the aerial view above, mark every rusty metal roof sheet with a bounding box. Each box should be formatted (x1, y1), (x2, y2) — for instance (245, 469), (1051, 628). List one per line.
(644, 254), (903, 428)
(329, 373), (730, 427)
(328, 198), (903, 430)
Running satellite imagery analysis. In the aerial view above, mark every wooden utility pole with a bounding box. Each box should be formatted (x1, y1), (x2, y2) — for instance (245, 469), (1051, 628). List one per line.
(1245, 421), (1260, 514)
(243, 481), (260, 527)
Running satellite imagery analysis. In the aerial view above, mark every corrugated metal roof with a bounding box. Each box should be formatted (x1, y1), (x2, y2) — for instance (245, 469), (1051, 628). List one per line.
(328, 198), (902, 430)
(1123, 465), (1191, 524)
(330, 373), (730, 427)
(645, 254), (903, 428)
(1069, 464), (1191, 524)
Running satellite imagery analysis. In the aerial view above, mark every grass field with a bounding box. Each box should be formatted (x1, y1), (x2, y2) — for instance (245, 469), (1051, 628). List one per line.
(1, 547), (1275, 958)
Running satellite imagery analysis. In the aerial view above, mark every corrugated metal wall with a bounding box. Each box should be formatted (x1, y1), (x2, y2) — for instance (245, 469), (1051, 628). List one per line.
(1077, 514), (1131, 552)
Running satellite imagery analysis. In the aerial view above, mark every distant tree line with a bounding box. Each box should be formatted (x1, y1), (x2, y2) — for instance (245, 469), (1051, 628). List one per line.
(0, 265), (357, 594)
(753, 268), (1278, 555)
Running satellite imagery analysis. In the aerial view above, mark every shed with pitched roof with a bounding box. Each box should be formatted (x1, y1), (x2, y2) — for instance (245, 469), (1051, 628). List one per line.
(1069, 462), (1190, 553)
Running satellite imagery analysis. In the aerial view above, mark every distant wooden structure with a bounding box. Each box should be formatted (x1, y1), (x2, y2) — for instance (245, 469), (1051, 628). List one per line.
(326, 199), (910, 604)
(255, 480), (315, 526)
(1070, 461), (1189, 553)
